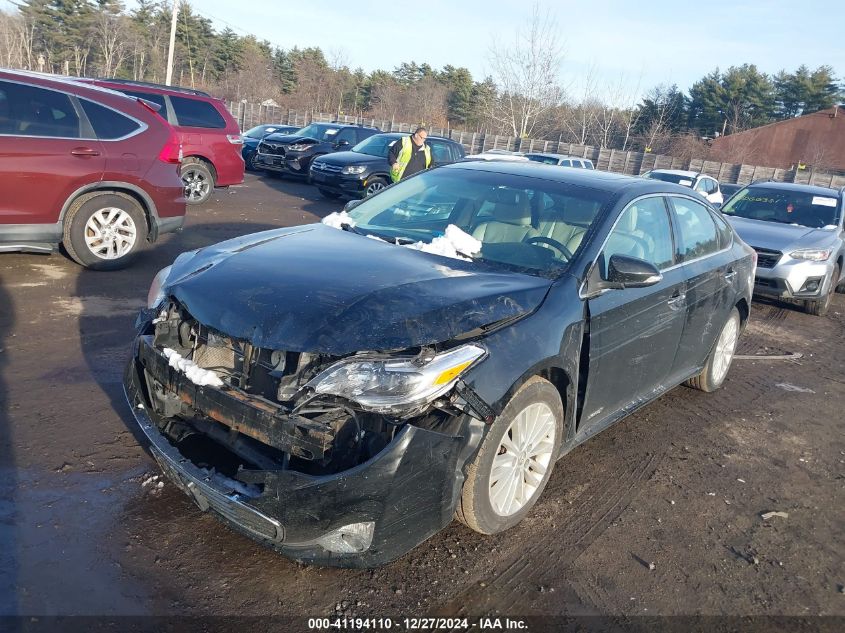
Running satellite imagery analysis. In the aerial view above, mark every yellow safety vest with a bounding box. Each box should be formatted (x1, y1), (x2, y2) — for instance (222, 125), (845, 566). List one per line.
(390, 136), (432, 182)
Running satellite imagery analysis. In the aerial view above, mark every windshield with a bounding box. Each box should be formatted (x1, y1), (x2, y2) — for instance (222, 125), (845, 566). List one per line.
(644, 172), (694, 186)
(294, 123), (341, 141)
(345, 168), (611, 276)
(353, 134), (399, 158)
(721, 187), (841, 229)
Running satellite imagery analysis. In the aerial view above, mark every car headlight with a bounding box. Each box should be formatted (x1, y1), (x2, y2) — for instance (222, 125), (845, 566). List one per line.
(308, 344), (486, 416)
(147, 265), (172, 309)
(287, 143), (310, 151)
(341, 165), (367, 175)
(790, 249), (832, 261)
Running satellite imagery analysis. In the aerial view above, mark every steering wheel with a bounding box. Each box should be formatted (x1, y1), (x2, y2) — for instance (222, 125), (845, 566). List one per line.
(524, 235), (573, 260)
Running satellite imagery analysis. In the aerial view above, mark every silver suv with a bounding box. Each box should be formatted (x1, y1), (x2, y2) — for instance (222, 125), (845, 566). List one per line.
(721, 182), (845, 316)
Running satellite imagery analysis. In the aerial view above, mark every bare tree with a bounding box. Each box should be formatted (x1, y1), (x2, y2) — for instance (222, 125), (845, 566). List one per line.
(95, 11), (128, 77)
(559, 66), (599, 145)
(487, 3), (565, 138)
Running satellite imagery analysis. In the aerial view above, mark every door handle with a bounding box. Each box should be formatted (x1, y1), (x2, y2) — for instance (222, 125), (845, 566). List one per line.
(724, 269), (737, 281)
(71, 147), (100, 157)
(667, 292), (686, 309)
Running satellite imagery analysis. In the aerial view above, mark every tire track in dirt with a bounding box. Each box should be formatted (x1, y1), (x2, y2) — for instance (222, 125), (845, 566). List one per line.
(436, 450), (663, 616)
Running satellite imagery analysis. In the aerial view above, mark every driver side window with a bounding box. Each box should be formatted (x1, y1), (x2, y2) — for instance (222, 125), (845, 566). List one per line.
(601, 197), (674, 275)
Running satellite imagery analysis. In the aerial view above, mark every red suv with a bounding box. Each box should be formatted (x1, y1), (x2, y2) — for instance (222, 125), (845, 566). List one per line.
(84, 79), (244, 205)
(0, 70), (186, 270)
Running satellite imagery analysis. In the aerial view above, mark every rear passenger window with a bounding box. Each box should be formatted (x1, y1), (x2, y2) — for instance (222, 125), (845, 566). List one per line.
(120, 90), (167, 112)
(672, 197), (721, 262)
(80, 100), (140, 139)
(170, 96), (226, 129)
(0, 80), (80, 138)
(429, 141), (452, 164)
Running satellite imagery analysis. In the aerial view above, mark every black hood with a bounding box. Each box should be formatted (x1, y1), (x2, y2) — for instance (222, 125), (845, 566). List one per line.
(316, 150), (387, 166)
(262, 133), (316, 144)
(164, 224), (553, 355)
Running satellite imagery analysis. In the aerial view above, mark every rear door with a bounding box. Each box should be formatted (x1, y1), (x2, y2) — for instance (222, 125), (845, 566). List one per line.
(428, 139), (455, 166)
(0, 79), (104, 225)
(580, 196), (686, 429)
(667, 195), (735, 381)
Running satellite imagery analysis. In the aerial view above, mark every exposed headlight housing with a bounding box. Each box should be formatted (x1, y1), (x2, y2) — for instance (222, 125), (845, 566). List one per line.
(341, 165), (367, 175)
(287, 143), (310, 151)
(308, 344), (486, 416)
(790, 248), (832, 261)
(147, 265), (172, 309)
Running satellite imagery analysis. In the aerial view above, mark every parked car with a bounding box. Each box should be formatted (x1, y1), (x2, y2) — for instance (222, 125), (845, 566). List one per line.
(721, 181), (845, 315)
(242, 124), (299, 171)
(309, 132), (466, 198)
(525, 153), (594, 169)
(256, 122), (380, 178)
(0, 70), (185, 269)
(643, 169), (723, 206)
(720, 183), (744, 201)
(126, 161), (754, 567)
(81, 78), (244, 205)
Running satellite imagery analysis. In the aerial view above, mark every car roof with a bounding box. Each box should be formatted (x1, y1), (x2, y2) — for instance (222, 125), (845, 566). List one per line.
(86, 78), (212, 98)
(322, 122), (379, 130)
(372, 132), (455, 143)
(650, 169), (702, 178)
(525, 152), (587, 160)
(746, 180), (842, 197)
(443, 160), (701, 196)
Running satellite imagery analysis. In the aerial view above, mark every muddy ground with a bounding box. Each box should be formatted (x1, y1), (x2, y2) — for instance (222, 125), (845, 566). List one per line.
(0, 173), (843, 619)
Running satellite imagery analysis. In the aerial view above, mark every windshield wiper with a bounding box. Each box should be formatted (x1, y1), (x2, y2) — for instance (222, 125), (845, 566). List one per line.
(340, 222), (366, 236)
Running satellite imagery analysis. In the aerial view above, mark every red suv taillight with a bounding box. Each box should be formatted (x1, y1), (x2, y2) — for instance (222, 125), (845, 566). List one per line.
(227, 134), (243, 145)
(158, 130), (183, 164)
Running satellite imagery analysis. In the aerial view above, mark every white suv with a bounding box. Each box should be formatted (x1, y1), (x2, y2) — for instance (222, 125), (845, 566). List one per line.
(643, 169), (723, 206)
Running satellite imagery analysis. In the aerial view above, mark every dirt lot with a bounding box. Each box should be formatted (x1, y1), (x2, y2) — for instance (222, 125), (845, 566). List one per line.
(1, 173), (843, 619)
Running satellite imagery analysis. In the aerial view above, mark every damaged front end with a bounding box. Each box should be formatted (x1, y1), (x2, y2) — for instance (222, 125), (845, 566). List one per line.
(124, 300), (489, 567)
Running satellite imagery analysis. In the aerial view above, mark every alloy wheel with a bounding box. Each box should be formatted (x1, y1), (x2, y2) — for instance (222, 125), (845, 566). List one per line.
(83, 207), (138, 260)
(182, 169), (210, 202)
(365, 181), (386, 196)
(712, 315), (739, 384)
(488, 402), (556, 516)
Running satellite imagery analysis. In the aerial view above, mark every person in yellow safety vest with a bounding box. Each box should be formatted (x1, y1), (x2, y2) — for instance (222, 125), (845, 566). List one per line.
(388, 126), (432, 182)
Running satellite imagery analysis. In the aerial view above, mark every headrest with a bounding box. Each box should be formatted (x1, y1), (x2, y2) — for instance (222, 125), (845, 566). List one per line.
(491, 189), (532, 225)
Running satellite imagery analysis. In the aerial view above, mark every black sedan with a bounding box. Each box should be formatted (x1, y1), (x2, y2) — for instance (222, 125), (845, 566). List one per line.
(242, 124), (300, 171)
(310, 132), (466, 199)
(125, 162), (754, 567)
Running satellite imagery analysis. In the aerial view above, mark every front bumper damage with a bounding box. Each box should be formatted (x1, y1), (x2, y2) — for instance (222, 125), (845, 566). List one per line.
(124, 328), (484, 567)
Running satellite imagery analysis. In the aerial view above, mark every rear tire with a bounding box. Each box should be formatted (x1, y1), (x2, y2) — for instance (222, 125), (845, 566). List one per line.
(804, 265), (838, 316)
(181, 157), (215, 204)
(62, 192), (147, 270)
(685, 307), (740, 392)
(457, 376), (563, 535)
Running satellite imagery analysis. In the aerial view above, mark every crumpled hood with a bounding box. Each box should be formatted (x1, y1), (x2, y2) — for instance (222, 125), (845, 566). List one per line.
(164, 224), (553, 355)
(726, 216), (839, 252)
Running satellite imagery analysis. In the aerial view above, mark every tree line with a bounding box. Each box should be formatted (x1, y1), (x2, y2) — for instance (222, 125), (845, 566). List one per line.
(1, 1), (842, 160)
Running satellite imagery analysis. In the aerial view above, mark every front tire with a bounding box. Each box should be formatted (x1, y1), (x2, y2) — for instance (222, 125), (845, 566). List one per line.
(457, 376), (563, 534)
(62, 192), (147, 270)
(686, 307), (740, 392)
(364, 177), (388, 197)
(181, 157), (215, 204)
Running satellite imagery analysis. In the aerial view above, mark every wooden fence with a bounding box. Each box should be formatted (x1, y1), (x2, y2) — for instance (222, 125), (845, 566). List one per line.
(228, 101), (845, 189)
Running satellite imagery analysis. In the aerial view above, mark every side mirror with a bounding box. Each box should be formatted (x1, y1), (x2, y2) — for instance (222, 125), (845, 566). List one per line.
(605, 255), (662, 288)
(344, 198), (363, 212)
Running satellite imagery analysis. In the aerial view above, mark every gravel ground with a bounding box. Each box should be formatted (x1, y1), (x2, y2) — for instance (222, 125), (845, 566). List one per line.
(0, 173), (843, 618)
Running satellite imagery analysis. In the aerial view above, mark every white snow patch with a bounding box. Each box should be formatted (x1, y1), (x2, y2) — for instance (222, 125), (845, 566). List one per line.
(162, 348), (224, 388)
(404, 224), (481, 261)
(322, 211), (356, 229)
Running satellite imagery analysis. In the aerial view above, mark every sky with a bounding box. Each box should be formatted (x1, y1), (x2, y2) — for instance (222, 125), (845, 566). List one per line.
(3, 0), (843, 101)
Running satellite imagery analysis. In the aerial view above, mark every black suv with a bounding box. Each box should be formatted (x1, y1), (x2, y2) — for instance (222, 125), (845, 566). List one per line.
(256, 122), (379, 178)
(310, 132), (466, 198)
